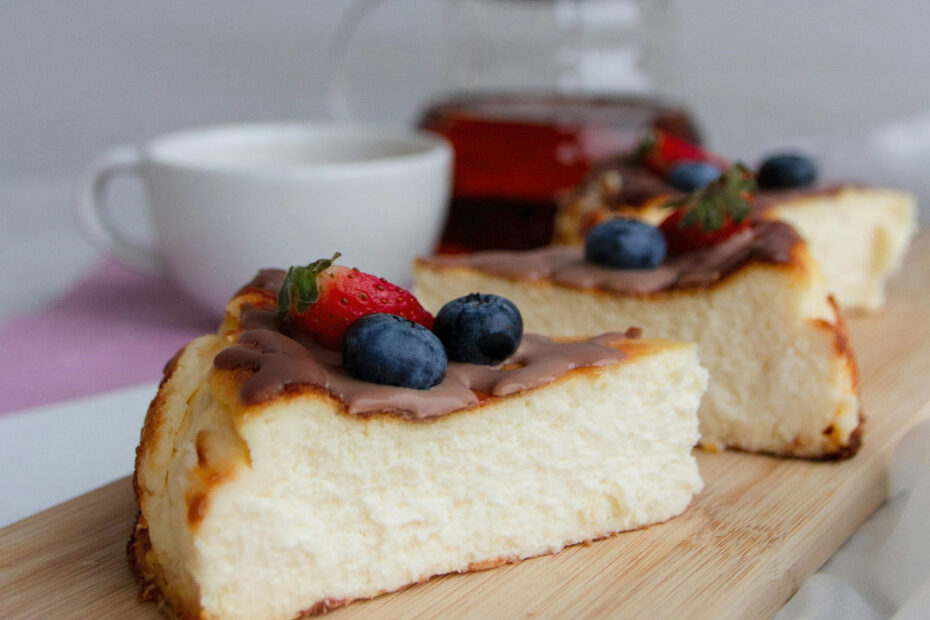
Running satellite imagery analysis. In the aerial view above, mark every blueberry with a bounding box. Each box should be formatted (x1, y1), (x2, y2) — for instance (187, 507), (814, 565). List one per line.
(757, 153), (817, 189)
(433, 294), (523, 365)
(584, 218), (666, 269)
(343, 314), (446, 389)
(666, 161), (721, 191)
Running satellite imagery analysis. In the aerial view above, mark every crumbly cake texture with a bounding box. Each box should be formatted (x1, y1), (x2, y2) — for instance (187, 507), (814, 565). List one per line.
(555, 179), (916, 312)
(131, 290), (708, 620)
(414, 234), (862, 459)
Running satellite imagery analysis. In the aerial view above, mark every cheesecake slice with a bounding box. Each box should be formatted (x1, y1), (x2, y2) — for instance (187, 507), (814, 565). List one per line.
(555, 162), (916, 312)
(415, 221), (861, 459)
(131, 275), (707, 620)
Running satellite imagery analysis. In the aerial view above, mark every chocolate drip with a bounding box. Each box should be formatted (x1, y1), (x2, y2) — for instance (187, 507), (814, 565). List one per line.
(214, 309), (628, 419)
(424, 221), (802, 294)
(586, 159), (683, 207)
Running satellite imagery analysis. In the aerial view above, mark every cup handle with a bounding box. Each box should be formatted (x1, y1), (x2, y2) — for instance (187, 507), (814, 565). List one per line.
(76, 146), (167, 275)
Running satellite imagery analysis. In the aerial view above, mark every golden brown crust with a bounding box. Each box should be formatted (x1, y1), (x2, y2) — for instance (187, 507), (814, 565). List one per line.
(132, 341), (213, 618)
(133, 343), (187, 508)
(702, 416), (863, 462)
(466, 556), (518, 572)
(218, 358), (626, 428)
(129, 514), (204, 620)
(808, 295), (863, 460)
(295, 598), (351, 617)
(128, 514), (158, 602)
(232, 281), (280, 304)
(186, 494), (208, 527)
(820, 413), (865, 461)
(824, 296), (861, 395)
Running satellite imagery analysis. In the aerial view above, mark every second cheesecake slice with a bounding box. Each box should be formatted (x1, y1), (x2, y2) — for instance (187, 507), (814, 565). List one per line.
(415, 221), (861, 459)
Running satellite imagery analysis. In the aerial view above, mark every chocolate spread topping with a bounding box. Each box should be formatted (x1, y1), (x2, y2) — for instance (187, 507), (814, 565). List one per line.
(587, 156), (849, 215)
(214, 308), (629, 419)
(586, 159), (684, 207)
(423, 221), (801, 294)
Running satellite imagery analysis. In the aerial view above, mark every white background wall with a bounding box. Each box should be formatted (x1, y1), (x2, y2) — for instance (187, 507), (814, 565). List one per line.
(2, 0), (928, 317)
(4, 1), (930, 175)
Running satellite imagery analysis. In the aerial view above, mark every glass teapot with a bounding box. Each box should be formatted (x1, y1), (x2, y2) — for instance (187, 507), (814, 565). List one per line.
(330, 0), (698, 252)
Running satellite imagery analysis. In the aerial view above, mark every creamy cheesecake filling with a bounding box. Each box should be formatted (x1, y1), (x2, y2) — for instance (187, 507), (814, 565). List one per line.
(421, 221), (801, 294)
(213, 306), (629, 419)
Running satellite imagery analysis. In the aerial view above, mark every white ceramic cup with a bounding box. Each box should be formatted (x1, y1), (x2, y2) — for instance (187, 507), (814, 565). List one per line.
(78, 122), (452, 314)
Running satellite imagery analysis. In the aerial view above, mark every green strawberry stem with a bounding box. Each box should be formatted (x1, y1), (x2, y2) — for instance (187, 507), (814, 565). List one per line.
(665, 163), (757, 232)
(277, 252), (342, 318)
(634, 129), (658, 164)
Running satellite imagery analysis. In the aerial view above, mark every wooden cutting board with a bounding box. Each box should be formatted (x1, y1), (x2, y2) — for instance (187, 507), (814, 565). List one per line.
(3, 233), (929, 620)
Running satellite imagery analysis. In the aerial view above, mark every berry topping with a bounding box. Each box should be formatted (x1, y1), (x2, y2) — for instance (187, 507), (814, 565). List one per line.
(433, 294), (523, 365)
(343, 314), (447, 389)
(659, 163), (757, 256)
(757, 153), (817, 189)
(585, 218), (667, 269)
(636, 129), (728, 177)
(666, 161), (721, 191)
(278, 254), (434, 350)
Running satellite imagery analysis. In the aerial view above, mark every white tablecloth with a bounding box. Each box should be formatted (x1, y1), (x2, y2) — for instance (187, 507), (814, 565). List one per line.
(777, 419), (930, 620)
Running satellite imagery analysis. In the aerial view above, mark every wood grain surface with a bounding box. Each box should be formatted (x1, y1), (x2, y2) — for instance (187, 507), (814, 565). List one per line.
(2, 233), (929, 620)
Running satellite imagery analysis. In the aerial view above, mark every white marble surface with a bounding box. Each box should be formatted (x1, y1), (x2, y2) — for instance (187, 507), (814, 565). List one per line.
(0, 382), (157, 527)
(776, 420), (930, 620)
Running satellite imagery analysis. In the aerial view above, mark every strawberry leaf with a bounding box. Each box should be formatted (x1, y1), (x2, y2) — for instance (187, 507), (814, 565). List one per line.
(664, 163), (757, 232)
(634, 129), (659, 165)
(277, 252), (342, 318)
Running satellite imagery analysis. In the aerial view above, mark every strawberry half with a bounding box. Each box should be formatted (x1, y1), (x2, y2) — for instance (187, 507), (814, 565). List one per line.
(658, 163), (758, 256)
(277, 253), (434, 350)
(636, 129), (729, 177)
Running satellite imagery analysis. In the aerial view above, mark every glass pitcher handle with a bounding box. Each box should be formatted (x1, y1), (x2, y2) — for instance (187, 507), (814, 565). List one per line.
(326, 0), (395, 121)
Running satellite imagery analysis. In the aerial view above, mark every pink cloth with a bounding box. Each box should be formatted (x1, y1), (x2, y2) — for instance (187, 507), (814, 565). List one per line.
(0, 261), (217, 415)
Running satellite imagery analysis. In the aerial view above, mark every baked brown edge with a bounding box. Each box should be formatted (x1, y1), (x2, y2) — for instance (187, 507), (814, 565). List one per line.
(130, 343), (206, 620)
(811, 295), (863, 460)
(702, 295), (863, 461)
